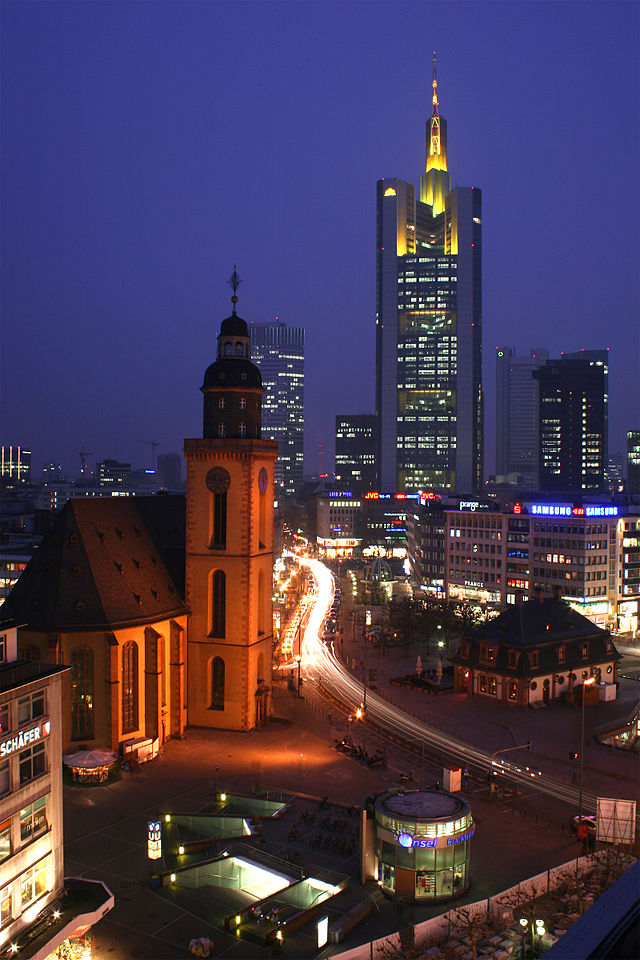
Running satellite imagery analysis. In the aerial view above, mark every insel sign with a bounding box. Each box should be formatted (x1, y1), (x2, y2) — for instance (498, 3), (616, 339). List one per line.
(0, 720), (50, 758)
(395, 825), (475, 849)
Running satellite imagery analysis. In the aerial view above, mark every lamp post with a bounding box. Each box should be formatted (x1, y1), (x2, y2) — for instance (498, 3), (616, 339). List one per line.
(295, 655), (301, 697)
(578, 676), (596, 830)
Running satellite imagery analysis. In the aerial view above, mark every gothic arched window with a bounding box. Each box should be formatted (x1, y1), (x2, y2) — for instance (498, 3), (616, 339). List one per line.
(211, 570), (226, 637)
(71, 647), (94, 740)
(121, 642), (138, 733)
(211, 657), (225, 710)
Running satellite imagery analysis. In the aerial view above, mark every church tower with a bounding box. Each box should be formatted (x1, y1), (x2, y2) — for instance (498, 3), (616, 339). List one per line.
(185, 269), (278, 729)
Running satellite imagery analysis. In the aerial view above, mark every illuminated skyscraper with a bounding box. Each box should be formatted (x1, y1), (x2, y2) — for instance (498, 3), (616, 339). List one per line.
(250, 321), (304, 494)
(335, 414), (377, 493)
(495, 347), (548, 487)
(534, 355), (606, 492)
(376, 54), (482, 494)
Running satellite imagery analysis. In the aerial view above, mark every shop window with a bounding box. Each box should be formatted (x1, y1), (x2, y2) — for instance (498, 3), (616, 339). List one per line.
(0, 704), (8, 737)
(20, 858), (48, 909)
(121, 641), (139, 734)
(0, 819), (11, 862)
(1, 887), (11, 928)
(211, 657), (225, 711)
(71, 647), (94, 740)
(20, 796), (48, 844)
(18, 691), (45, 726)
(508, 681), (518, 700)
(19, 743), (45, 785)
(0, 761), (8, 797)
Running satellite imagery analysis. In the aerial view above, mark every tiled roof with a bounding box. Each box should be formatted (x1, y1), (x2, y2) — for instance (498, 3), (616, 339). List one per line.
(1, 495), (187, 631)
(469, 597), (608, 645)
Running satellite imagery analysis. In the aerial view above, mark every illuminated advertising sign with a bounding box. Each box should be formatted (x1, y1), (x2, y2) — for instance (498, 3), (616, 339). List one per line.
(395, 825), (475, 849)
(458, 500), (490, 512)
(148, 820), (162, 860)
(530, 504), (618, 518)
(0, 720), (50, 758)
(420, 491), (442, 503)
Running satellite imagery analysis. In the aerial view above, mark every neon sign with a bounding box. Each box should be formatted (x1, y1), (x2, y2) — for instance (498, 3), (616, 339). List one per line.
(530, 504), (618, 518)
(513, 502), (522, 515)
(0, 720), (50, 758)
(458, 500), (490, 512)
(395, 824), (475, 848)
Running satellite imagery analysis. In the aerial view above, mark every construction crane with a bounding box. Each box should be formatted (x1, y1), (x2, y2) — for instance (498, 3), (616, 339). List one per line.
(78, 445), (93, 476)
(137, 440), (159, 471)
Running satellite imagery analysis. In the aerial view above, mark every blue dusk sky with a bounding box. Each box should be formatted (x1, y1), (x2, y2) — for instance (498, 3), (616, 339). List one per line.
(1, 1), (638, 480)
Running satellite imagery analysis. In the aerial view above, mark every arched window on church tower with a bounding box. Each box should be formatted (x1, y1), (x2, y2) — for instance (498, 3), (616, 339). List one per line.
(122, 641), (138, 733)
(210, 570), (226, 637)
(71, 647), (94, 740)
(211, 657), (225, 710)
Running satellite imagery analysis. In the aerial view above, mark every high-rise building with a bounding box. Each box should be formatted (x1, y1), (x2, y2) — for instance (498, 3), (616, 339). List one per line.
(564, 349), (609, 465)
(626, 430), (640, 493)
(0, 446), (31, 483)
(97, 458), (131, 487)
(534, 355), (607, 492)
(335, 414), (377, 493)
(495, 347), (548, 487)
(376, 54), (482, 495)
(157, 452), (183, 490)
(185, 273), (277, 730)
(250, 320), (304, 494)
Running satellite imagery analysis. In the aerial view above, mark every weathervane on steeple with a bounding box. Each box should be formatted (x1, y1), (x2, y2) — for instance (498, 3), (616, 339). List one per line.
(227, 264), (242, 314)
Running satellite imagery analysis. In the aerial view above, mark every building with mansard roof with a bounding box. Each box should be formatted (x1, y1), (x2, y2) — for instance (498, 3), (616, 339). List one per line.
(451, 591), (620, 706)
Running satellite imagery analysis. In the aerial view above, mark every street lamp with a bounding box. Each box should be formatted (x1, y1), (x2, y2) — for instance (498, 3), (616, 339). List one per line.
(578, 676), (596, 832)
(295, 655), (301, 697)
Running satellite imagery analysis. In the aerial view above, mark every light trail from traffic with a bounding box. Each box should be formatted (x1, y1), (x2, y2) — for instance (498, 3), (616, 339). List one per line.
(296, 556), (597, 814)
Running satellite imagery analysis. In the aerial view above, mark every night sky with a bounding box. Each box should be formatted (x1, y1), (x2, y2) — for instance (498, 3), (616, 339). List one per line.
(2, 1), (638, 481)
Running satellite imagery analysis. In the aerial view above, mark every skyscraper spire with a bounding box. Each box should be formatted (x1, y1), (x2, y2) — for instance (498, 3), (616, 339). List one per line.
(432, 50), (439, 118)
(426, 50), (447, 173)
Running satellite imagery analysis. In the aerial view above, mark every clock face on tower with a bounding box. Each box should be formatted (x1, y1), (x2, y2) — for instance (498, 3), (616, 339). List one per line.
(258, 468), (268, 493)
(205, 467), (231, 494)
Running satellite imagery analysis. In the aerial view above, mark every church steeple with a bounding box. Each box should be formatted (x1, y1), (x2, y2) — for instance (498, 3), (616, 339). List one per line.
(201, 268), (263, 440)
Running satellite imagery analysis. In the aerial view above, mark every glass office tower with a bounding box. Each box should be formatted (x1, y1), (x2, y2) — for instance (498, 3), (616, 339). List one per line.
(250, 321), (304, 494)
(376, 55), (482, 494)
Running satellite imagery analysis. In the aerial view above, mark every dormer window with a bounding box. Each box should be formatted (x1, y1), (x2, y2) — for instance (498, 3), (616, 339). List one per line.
(529, 650), (539, 669)
(239, 423), (246, 438)
(557, 646), (566, 664)
(581, 642), (590, 659)
(239, 398), (246, 410)
(508, 650), (520, 669)
(605, 638), (613, 654)
(217, 422), (225, 438)
(218, 397), (225, 409)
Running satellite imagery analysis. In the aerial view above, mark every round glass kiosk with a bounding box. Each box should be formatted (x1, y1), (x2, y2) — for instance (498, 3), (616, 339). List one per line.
(371, 789), (473, 901)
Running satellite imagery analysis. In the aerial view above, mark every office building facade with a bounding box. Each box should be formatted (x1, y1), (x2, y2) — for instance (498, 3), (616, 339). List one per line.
(627, 430), (640, 493)
(250, 321), (304, 494)
(534, 356), (607, 492)
(335, 414), (377, 493)
(0, 447), (31, 484)
(376, 55), (482, 495)
(495, 347), (548, 487)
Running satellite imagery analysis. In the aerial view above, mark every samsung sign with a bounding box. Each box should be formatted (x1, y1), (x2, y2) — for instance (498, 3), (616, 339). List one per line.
(0, 720), (50, 758)
(530, 504), (618, 518)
